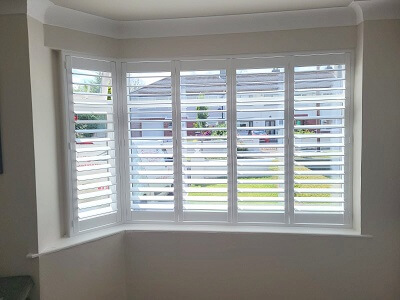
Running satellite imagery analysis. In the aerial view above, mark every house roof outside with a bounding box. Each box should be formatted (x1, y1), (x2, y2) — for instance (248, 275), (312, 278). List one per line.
(128, 68), (342, 97)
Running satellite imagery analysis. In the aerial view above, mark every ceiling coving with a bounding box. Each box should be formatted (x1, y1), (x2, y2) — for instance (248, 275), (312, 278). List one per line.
(22, 0), (400, 39)
(49, 0), (354, 21)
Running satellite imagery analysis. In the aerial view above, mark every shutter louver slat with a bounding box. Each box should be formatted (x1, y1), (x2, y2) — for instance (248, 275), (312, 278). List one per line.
(293, 63), (347, 223)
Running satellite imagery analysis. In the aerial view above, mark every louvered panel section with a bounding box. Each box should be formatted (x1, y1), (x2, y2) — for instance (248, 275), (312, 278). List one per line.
(293, 64), (346, 222)
(71, 67), (118, 222)
(180, 68), (228, 217)
(236, 67), (286, 219)
(126, 70), (174, 212)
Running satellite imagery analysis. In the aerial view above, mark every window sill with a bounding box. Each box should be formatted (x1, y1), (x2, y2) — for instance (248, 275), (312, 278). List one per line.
(27, 224), (371, 259)
(122, 223), (367, 237)
(27, 225), (126, 259)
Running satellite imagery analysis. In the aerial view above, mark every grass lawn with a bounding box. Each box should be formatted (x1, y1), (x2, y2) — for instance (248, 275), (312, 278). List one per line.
(188, 166), (334, 205)
(190, 178), (278, 197)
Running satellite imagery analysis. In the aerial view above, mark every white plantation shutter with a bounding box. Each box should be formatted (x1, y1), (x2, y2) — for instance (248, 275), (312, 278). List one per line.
(234, 58), (287, 223)
(122, 62), (175, 222)
(179, 60), (230, 222)
(291, 53), (350, 225)
(65, 56), (121, 233)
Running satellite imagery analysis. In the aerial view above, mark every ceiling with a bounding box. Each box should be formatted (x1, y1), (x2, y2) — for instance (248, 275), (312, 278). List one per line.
(49, 0), (354, 21)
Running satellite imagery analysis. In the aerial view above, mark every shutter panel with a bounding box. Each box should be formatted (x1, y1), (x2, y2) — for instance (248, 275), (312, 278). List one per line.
(179, 60), (229, 222)
(67, 56), (120, 233)
(293, 61), (347, 225)
(235, 65), (286, 223)
(124, 62), (175, 221)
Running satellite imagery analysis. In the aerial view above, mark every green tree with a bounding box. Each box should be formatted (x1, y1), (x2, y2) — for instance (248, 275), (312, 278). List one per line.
(74, 76), (111, 138)
(75, 76), (102, 93)
(211, 122), (227, 136)
(194, 106), (209, 129)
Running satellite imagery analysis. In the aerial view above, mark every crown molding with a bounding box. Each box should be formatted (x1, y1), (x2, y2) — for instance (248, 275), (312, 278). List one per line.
(349, 2), (365, 24)
(27, 0), (357, 38)
(118, 7), (357, 39)
(27, 0), (121, 37)
(25, 0), (399, 39)
(352, 0), (400, 23)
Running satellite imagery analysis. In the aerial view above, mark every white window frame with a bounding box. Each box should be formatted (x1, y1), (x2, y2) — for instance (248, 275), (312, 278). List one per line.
(62, 50), (354, 235)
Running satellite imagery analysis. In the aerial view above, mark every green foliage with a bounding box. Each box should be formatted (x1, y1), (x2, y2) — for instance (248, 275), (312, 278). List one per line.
(75, 76), (101, 93)
(211, 123), (227, 136)
(194, 106), (209, 129)
(75, 114), (107, 138)
(74, 76), (111, 138)
(107, 86), (112, 100)
(294, 129), (315, 134)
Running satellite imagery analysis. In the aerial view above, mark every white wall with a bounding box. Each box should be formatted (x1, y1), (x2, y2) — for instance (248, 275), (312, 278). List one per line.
(0, 14), (40, 299)
(43, 24), (120, 58)
(28, 16), (64, 253)
(120, 26), (357, 59)
(39, 233), (127, 300)
(125, 231), (375, 299)
(0, 0), (26, 15)
(352, 22), (364, 232)
(23, 16), (129, 300)
(42, 24), (357, 59)
(359, 20), (400, 278)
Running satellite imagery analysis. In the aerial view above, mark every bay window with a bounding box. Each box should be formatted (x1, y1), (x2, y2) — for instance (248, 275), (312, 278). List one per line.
(63, 52), (352, 234)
